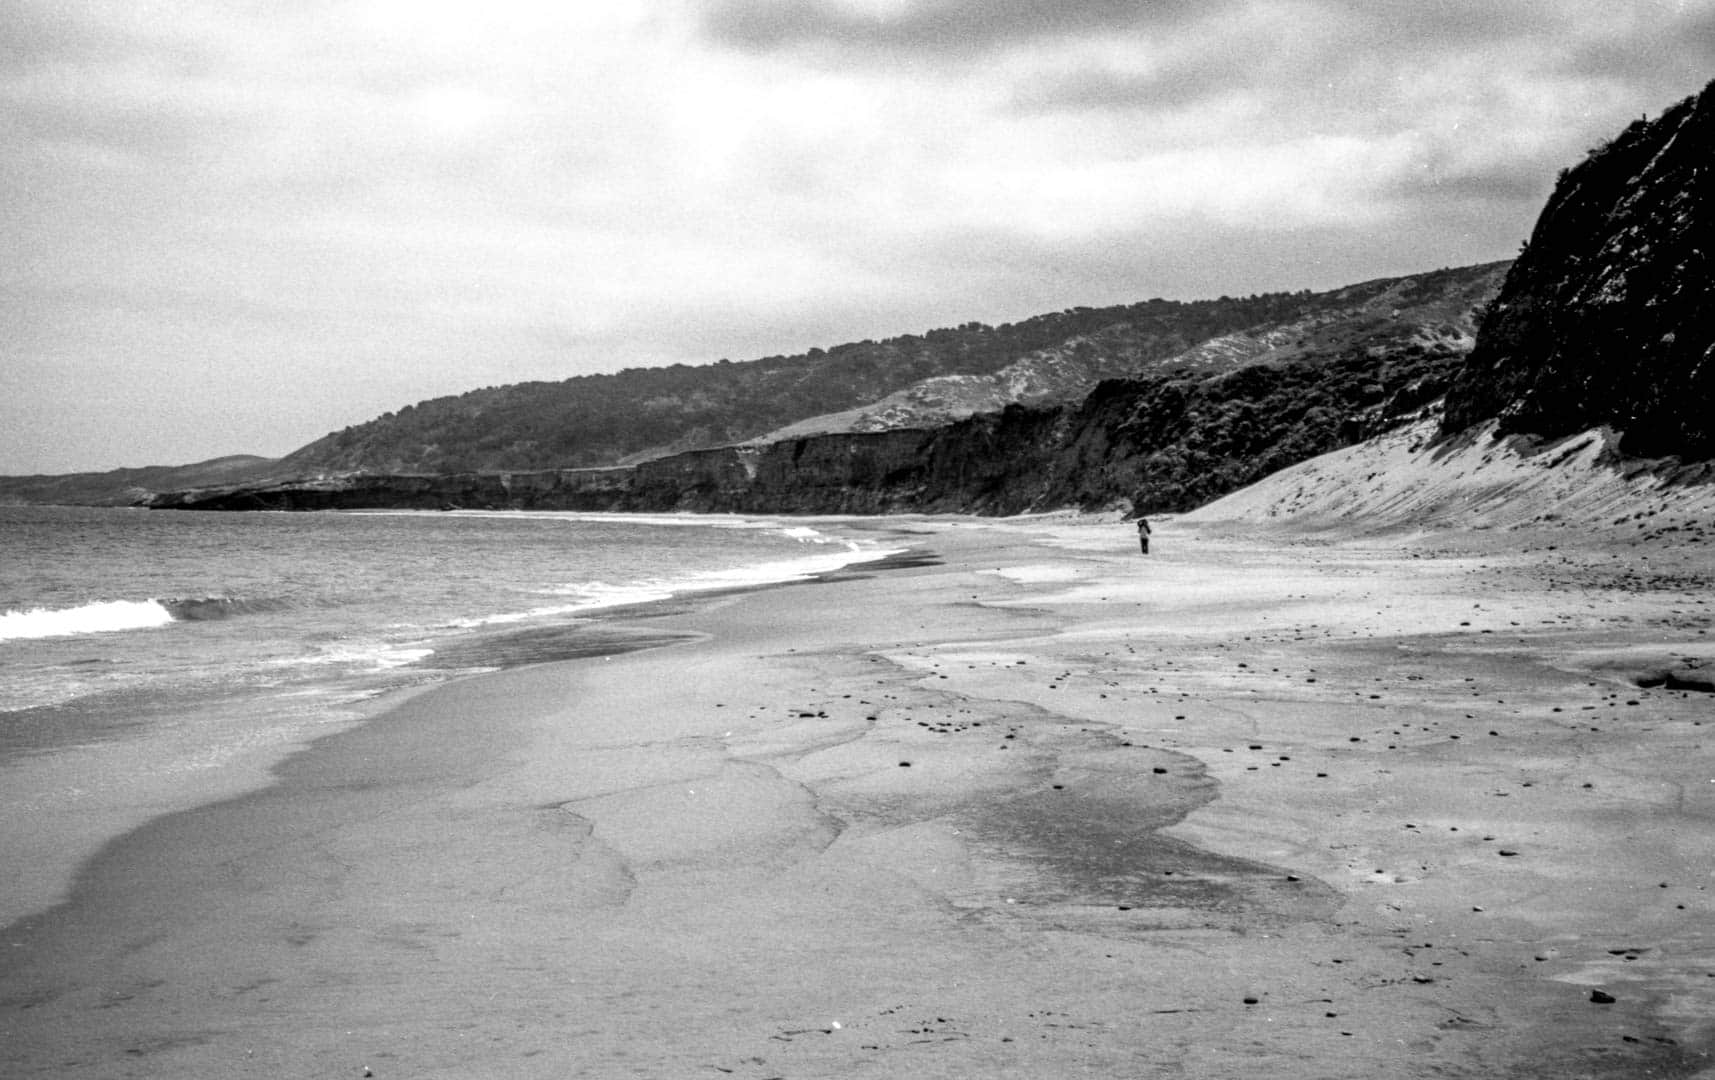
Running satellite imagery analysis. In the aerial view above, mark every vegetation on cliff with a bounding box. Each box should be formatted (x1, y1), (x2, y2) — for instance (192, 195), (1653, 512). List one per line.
(1443, 78), (1715, 460)
(282, 264), (1500, 476)
(145, 310), (1484, 516)
(14, 261), (1505, 511)
(801, 333), (1473, 516)
(1040, 343), (1470, 513)
(281, 296), (1294, 474)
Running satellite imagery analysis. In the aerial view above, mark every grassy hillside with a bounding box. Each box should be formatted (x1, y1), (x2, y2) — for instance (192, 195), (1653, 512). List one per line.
(281, 264), (1502, 476)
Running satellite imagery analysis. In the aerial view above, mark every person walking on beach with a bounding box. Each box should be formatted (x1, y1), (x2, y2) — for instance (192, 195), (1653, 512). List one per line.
(1135, 517), (1152, 555)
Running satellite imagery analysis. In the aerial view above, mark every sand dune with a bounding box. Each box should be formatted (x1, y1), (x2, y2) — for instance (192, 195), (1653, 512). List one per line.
(1191, 417), (1715, 539)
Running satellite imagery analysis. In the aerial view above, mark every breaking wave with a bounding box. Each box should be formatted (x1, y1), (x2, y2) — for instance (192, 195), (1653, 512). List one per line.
(0, 596), (288, 641)
(159, 597), (291, 622)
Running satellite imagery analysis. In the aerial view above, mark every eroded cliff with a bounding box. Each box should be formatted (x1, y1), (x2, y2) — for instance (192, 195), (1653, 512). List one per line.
(147, 327), (1471, 516)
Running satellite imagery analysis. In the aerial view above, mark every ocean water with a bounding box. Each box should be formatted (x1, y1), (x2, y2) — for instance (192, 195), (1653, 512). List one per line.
(0, 506), (901, 923)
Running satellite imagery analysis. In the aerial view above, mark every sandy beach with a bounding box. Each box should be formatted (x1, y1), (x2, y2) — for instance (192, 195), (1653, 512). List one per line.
(4, 506), (1715, 1078)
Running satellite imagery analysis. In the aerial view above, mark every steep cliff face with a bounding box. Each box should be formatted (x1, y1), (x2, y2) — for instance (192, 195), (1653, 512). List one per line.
(143, 468), (634, 512)
(956, 338), (1468, 515)
(1442, 80), (1714, 458)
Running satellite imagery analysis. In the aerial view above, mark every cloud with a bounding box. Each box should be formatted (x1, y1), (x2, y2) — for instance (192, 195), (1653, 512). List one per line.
(1559, 4), (1715, 101)
(4, 0), (1714, 472)
(985, 0), (1715, 257)
(0, 2), (211, 68)
(696, 0), (1222, 58)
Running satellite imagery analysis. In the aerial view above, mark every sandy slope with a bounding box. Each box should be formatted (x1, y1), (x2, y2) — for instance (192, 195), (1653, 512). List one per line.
(4, 445), (1715, 1077)
(1191, 417), (1715, 540)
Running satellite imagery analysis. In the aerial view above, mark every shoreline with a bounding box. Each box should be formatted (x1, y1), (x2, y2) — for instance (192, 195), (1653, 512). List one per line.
(4, 515), (1714, 1077)
(0, 515), (916, 930)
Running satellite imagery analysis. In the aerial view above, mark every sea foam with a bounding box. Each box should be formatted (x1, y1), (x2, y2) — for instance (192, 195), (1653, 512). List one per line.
(0, 596), (288, 641)
(0, 599), (176, 641)
(455, 541), (902, 630)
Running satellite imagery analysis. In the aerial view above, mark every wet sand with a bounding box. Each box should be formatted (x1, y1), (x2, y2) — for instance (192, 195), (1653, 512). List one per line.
(4, 514), (1714, 1078)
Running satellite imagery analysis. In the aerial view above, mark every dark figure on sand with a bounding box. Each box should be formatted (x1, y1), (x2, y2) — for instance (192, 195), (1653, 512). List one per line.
(1136, 517), (1151, 555)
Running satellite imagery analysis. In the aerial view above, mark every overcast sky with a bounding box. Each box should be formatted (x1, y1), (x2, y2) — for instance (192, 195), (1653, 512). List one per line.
(3, 0), (1711, 473)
